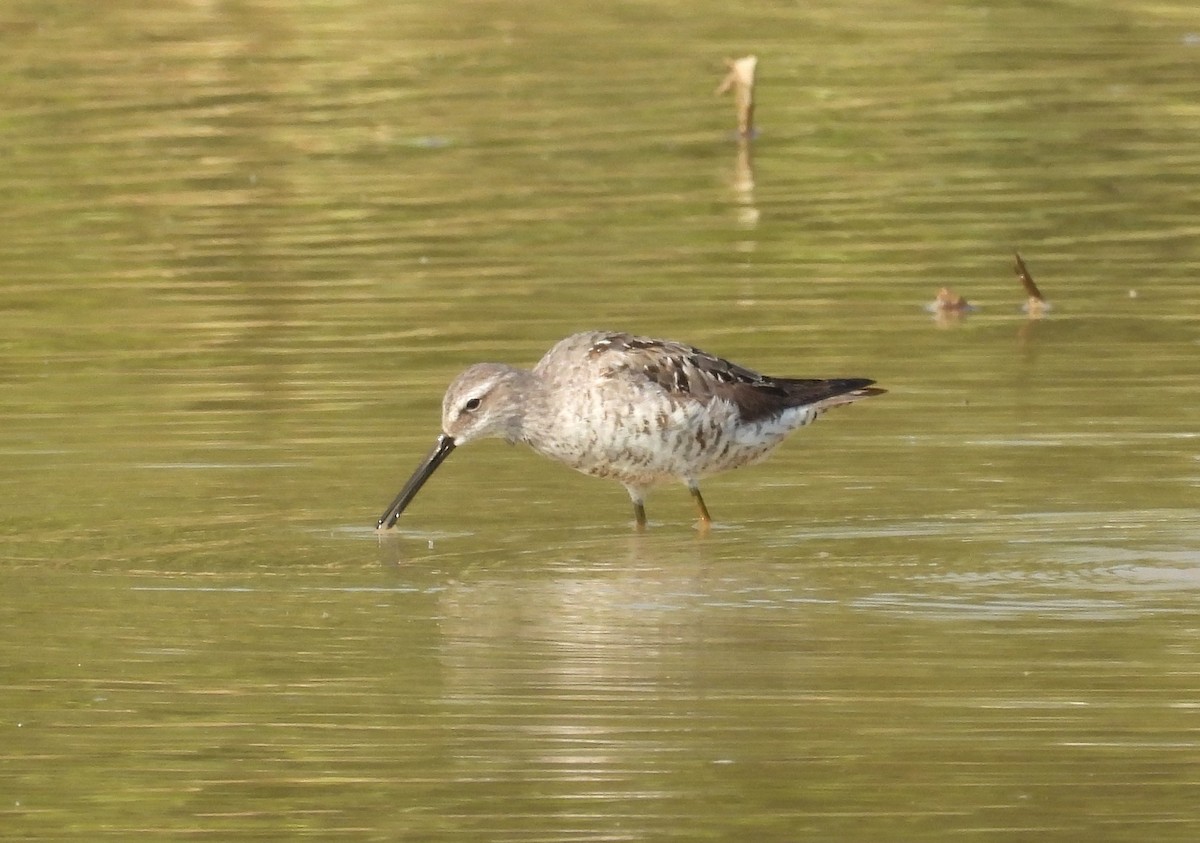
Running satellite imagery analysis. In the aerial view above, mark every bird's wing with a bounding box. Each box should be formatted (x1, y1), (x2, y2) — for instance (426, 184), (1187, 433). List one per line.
(589, 333), (880, 423)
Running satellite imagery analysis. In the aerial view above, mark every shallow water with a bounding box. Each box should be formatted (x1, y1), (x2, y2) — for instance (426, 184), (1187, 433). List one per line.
(3, 0), (1199, 839)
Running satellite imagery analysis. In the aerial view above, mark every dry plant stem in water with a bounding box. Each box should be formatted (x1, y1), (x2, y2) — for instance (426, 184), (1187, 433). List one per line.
(717, 55), (758, 137)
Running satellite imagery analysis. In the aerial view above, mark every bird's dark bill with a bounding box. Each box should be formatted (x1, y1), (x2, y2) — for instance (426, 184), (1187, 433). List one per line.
(377, 433), (457, 529)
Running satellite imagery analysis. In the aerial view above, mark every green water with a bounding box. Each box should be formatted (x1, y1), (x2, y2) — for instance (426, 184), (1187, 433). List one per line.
(2, 0), (1199, 839)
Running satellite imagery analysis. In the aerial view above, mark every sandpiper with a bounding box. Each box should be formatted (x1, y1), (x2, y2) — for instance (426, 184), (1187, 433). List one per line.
(377, 331), (884, 530)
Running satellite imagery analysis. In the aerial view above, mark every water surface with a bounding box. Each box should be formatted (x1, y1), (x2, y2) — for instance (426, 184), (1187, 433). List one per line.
(2, 0), (1199, 839)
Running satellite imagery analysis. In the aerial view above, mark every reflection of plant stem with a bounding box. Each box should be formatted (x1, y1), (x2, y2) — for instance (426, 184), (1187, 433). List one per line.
(1017, 316), (1040, 353)
(732, 137), (758, 228)
(716, 55), (757, 137)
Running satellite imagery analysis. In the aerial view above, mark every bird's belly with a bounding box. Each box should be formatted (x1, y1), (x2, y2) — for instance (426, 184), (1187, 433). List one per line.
(526, 394), (807, 487)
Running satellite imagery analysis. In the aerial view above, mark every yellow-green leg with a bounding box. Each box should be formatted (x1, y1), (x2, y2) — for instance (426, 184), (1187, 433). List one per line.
(625, 486), (648, 530)
(688, 482), (712, 530)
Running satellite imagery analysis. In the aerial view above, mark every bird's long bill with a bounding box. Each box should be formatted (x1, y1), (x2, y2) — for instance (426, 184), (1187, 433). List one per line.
(376, 433), (457, 530)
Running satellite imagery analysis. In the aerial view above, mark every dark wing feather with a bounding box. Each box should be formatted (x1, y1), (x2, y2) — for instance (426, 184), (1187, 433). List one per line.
(590, 332), (884, 423)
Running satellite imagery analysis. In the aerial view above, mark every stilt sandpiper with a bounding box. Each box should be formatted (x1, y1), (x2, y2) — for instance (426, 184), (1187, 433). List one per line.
(377, 331), (884, 530)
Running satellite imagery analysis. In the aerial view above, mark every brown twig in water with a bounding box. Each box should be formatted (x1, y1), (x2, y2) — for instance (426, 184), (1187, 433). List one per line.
(927, 287), (972, 326)
(1014, 252), (1043, 302)
(1013, 251), (1049, 316)
(932, 287), (970, 313)
(716, 55), (758, 137)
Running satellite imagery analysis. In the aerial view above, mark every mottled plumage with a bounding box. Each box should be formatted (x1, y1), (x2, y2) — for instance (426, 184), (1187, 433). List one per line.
(378, 331), (884, 530)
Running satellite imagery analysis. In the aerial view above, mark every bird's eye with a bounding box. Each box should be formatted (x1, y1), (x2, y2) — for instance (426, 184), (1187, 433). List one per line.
(464, 397), (482, 412)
